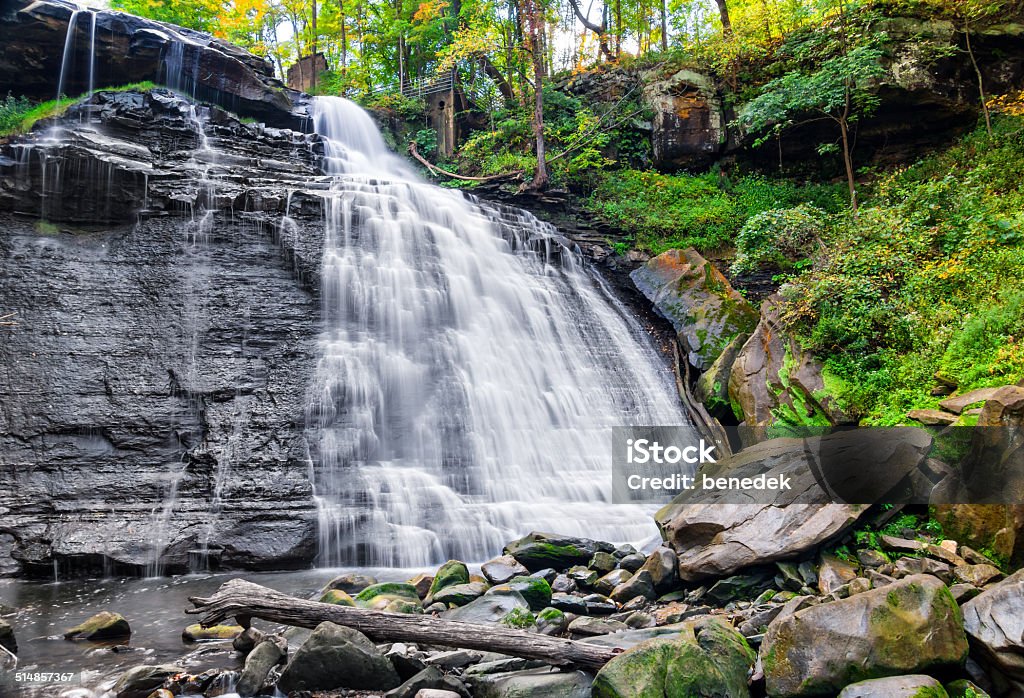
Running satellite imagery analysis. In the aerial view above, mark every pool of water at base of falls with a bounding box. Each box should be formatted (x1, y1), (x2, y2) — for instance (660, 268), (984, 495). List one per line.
(0, 568), (421, 698)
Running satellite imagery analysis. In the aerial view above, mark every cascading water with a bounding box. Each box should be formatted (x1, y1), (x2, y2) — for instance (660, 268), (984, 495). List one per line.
(308, 97), (695, 567)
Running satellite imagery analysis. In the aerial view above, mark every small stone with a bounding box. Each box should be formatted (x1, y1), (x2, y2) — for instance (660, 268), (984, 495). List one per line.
(880, 535), (926, 553)
(618, 553), (646, 572)
(949, 583), (981, 604)
(924, 543), (967, 567)
(232, 627), (264, 655)
(111, 665), (184, 698)
(797, 560), (818, 587)
(480, 555), (528, 585)
(856, 549), (889, 568)
(639, 547), (678, 593)
(594, 569), (632, 595)
(64, 611), (131, 641)
(866, 570), (896, 588)
(529, 568), (558, 584)
(610, 570), (656, 603)
(550, 593), (587, 614)
(775, 561), (804, 592)
(959, 546), (998, 566)
(431, 582), (487, 607)
(319, 589), (356, 606)
(583, 593), (618, 615)
(384, 666), (469, 698)
(589, 551), (618, 573)
(939, 539), (959, 554)
(848, 577), (872, 595)
(551, 574), (576, 593)
(355, 582), (422, 610)
(953, 564), (1003, 587)
(568, 616), (628, 636)
(894, 556), (952, 583)
(536, 607), (567, 635)
(907, 408), (958, 425)
(236, 636), (286, 697)
(706, 571), (772, 605)
(837, 674), (948, 697)
(324, 572), (377, 594)
(619, 595), (648, 613)
(425, 649), (482, 669)
(625, 612), (655, 629)
(567, 565), (598, 588)
(818, 553), (858, 595)
(182, 624), (243, 642)
(487, 576), (550, 611)
(408, 574), (434, 599)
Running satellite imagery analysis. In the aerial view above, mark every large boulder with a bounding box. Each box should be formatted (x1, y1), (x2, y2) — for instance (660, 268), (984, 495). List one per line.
(276, 621), (400, 693)
(444, 590), (531, 624)
(760, 575), (968, 696)
(961, 569), (1024, 692)
(727, 296), (849, 429)
(0, 0), (303, 127)
(592, 617), (755, 698)
(487, 576), (551, 611)
(656, 428), (932, 580)
(354, 582), (422, 610)
(631, 248), (758, 371)
(428, 560), (471, 599)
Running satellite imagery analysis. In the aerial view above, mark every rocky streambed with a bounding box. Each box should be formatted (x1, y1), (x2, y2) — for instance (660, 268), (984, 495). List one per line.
(1, 522), (1021, 698)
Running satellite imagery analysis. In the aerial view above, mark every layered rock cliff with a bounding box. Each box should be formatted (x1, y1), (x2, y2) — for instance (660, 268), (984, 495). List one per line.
(0, 89), (329, 575)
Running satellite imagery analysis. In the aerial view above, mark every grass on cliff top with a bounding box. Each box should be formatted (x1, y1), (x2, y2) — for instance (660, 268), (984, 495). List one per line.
(585, 169), (846, 253)
(0, 82), (156, 137)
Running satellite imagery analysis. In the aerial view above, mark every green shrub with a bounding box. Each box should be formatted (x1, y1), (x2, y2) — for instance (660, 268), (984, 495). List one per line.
(0, 93), (32, 136)
(731, 204), (827, 274)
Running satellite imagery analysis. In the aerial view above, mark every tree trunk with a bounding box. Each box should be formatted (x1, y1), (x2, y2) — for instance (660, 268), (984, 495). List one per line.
(529, 0), (548, 189)
(715, 0), (732, 37)
(615, 0), (621, 56)
(339, 0), (347, 82)
(311, 0), (318, 92)
(963, 26), (992, 136)
(839, 115), (857, 212)
(188, 579), (619, 670)
(479, 55), (515, 101)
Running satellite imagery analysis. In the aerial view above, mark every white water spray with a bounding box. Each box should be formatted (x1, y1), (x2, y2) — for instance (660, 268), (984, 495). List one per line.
(308, 97), (694, 566)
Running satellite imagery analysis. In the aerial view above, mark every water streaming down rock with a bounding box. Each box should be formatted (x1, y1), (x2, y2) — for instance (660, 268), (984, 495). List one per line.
(307, 97), (694, 567)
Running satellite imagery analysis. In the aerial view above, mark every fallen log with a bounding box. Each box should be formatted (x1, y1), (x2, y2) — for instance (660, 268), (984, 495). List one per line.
(187, 579), (621, 671)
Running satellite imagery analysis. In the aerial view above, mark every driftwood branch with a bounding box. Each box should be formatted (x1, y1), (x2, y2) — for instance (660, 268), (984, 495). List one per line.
(187, 579), (621, 670)
(407, 142), (523, 182)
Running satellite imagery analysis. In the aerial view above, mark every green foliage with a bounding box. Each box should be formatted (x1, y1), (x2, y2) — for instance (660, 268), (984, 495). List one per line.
(412, 128), (438, 157)
(358, 93), (426, 120)
(586, 170), (845, 253)
(778, 113), (1024, 422)
(0, 94), (32, 136)
(731, 205), (827, 274)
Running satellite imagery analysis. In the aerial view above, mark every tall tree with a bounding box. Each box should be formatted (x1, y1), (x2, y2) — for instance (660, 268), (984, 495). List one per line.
(520, 0), (547, 187)
(566, 0), (614, 60)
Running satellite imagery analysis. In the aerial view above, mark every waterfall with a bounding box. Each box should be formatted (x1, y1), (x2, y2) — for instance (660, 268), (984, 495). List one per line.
(307, 96), (694, 567)
(55, 5), (98, 104)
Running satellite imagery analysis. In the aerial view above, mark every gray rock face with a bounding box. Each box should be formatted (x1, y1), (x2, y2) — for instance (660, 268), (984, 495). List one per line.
(0, 90), (326, 575)
(0, 619), (16, 655)
(656, 428), (932, 580)
(0, 0), (306, 127)
(962, 568), (1024, 690)
(760, 575), (968, 697)
(276, 621), (400, 693)
(468, 667), (593, 698)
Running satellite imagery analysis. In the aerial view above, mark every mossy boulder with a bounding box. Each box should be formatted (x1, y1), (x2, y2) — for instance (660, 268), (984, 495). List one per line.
(319, 589), (356, 606)
(945, 679), (991, 698)
(504, 532), (598, 571)
(592, 617), (755, 698)
(760, 575), (968, 697)
(536, 607), (567, 635)
(487, 576), (551, 611)
(64, 611), (131, 641)
(630, 248), (758, 371)
(181, 623), (244, 642)
(432, 581), (488, 607)
(695, 332), (749, 418)
(354, 582), (421, 610)
(428, 560), (470, 598)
